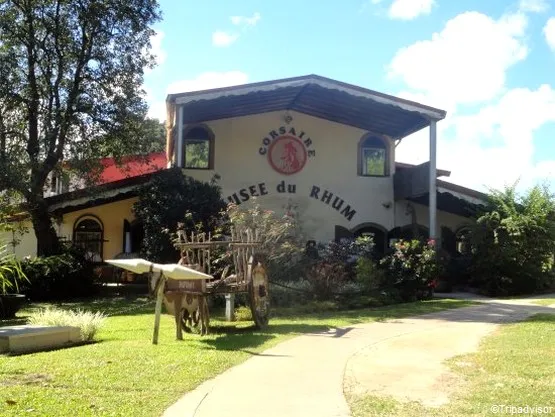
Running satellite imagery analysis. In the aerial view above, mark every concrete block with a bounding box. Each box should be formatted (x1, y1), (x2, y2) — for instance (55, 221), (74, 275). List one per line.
(0, 325), (81, 354)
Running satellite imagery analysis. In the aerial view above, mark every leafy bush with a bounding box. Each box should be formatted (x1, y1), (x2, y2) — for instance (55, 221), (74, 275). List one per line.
(234, 306), (252, 322)
(380, 239), (443, 302)
(355, 256), (386, 292)
(304, 236), (375, 300)
(133, 168), (226, 263)
(216, 200), (307, 284)
(28, 307), (106, 341)
(468, 184), (555, 296)
(19, 247), (97, 301)
(0, 241), (28, 294)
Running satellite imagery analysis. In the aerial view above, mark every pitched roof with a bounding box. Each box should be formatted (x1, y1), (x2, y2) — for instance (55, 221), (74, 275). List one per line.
(167, 74), (446, 140)
(96, 152), (167, 184)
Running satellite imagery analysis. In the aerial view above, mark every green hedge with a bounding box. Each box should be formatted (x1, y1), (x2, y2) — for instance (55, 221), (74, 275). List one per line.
(20, 248), (97, 301)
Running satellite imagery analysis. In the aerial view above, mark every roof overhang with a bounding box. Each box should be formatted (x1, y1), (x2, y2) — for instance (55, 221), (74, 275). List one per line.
(46, 170), (161, 215)
(407, 191), (485, 218)
(167, 75), (446, 140)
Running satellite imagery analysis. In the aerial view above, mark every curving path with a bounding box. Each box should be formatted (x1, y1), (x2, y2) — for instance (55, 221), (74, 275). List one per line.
(162, 295), (554, 417)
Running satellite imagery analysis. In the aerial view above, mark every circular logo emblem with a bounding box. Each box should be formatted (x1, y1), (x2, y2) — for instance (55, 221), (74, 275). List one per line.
(268, 135), (307, 175)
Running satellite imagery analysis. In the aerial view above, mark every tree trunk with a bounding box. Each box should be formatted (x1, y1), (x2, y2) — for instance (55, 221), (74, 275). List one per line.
(28, 197), (62, 256)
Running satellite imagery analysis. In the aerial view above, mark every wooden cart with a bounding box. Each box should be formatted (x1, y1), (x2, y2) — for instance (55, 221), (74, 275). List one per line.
(162, 225), (270, 337)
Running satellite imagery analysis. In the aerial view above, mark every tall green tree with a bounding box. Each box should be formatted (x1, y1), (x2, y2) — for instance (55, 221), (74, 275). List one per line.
(469, 183), (555, 295)
(0, 0), (161, 255)
(133, 168), (226, 263)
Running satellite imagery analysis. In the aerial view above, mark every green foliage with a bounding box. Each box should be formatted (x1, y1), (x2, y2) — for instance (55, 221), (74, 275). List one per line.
(0, 241), (28, 295)
(185, 141), (210, 168)
(233, 306), (253, 322)
(142, 118), (167, 154)
(28, 308), (107, 342)
(304, 236), (376, 300)
(0, 191), (28, 243)
(19, 247), (97, 301)
(380, 239), (442, 302)
(133, 168), (226, 262)
(0, 0), (162, 255)
(355, 256), (387, 292)
(223, 200), (306, 282)
(468, 183), (555, 296)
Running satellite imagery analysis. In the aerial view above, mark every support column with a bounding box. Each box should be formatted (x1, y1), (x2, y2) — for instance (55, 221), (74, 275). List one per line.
(429, 119), (438, 247)
(225, 294), (235, 322)
(176, 105), (183, 167)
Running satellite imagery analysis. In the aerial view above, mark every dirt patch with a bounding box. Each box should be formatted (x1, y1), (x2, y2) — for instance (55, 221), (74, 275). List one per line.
(1, 372), (52, 386)
(343, 320), (497, 407)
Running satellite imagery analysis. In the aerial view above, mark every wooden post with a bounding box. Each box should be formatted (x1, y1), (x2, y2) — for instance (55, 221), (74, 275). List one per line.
(152, 274), (166, 345)
(174, 297), (183, 340)
(225, 293), (235, 322)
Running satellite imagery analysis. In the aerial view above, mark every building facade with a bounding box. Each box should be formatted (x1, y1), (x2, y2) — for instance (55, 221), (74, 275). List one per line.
(2, 75), (486, 261)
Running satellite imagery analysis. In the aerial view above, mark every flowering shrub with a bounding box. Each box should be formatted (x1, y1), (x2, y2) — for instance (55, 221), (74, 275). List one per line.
(380, 239), (444, 301)
(305, 236), (376, 300)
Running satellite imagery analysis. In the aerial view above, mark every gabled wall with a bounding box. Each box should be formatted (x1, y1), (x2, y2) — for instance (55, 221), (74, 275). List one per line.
(175, 110), (396, 242)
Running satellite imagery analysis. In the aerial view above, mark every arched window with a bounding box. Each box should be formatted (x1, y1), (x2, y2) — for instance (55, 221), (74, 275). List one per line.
(388, 224), (429, 247)
(73, 216), (103, 261)
(354, 225), (387, 257)
(358, 135), (389, 177)
(455, 226), (472, 255)
(182, 125), (214, 169)
(441, 226), (457, 254)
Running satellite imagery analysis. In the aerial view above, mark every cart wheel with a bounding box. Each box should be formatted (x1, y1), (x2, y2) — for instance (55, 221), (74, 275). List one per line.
(248, 260), (270, 329)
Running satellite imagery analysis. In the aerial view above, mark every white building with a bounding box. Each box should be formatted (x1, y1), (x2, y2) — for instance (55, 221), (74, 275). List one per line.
(2, 75), (486, 260)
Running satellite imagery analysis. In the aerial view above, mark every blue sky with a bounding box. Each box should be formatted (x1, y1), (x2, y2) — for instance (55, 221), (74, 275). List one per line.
(144, 0), (555, 192)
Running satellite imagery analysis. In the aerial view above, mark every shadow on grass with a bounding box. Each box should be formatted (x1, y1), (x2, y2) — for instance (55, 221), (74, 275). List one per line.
(200, 322), (336, 353)
(26, 296), (154, 316)
(0, 317), (28, 327)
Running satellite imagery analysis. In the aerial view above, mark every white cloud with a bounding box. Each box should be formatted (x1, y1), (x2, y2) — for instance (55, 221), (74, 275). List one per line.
(397, 85), (555, 192)
(388, 12), (528, 110)
(212, 31), (239, 47)
(147, 100), (167, 122)
(231, 12), (261, 27)
(167, 71), (249, 94)
(519, 0), (549, 13)
(147, 71), (250, 121)
(544, 18), (555, 50)
(390, 10), (555, 192)
(388, 0), (435, 20)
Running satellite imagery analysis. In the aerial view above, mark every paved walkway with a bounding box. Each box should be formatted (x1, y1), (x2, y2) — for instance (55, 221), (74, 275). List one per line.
(163, 295), (554, 417)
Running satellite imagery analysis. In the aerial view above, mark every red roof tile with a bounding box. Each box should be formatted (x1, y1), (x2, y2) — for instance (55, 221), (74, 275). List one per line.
(96, 152), (167, 184)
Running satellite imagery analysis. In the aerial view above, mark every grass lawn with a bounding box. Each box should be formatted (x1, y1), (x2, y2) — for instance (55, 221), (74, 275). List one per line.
(0, 297), (472, 417)
(531, 298), (555, 306)
(349, 313), (555, 417)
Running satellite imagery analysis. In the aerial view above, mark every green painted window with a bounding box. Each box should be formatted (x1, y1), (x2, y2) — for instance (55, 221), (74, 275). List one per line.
(360, 136), (387, 176)
(184, 127), (212, 169)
